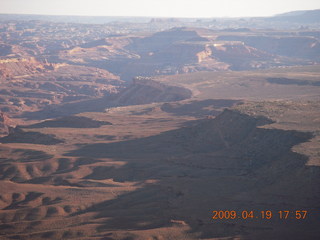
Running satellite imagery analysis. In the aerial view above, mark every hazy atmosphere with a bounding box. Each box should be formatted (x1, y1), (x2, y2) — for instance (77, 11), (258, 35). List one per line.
(1, 0), (320, 17)
(0, 1), (320, 240)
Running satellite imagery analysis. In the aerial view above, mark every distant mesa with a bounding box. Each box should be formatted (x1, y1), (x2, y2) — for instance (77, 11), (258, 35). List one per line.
(23, 116), (112, 129)
(216, 35), (320, 61)
(150, 18), (181, 23)
(270, 9), (320, 23)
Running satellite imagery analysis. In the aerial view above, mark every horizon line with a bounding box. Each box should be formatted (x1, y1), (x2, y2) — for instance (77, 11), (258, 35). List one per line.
(1, 9), (319, 20)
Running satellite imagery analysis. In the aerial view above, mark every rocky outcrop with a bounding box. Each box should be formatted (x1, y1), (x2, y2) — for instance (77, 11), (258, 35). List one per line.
(114, 77), (192, 105)
(0, 111), (14, 136)
(0, 57), (54, 79)
(0, 62), (124, 115)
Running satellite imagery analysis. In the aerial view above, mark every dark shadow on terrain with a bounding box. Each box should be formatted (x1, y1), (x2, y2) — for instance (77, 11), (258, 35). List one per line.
(4, 192), (44, 210)
(160, 99), (242, 117)
(11, 149), (54, 162)
(20, 96), (114, 120)
(22, 116), (112, 129)
(0, 148), (55, 182)
(22, 157), (103, 186)
(67, 110), (320, 239)
(267, 77), (320, 86)
(94, 135), (117, 141)
(0, 127), (63, 145)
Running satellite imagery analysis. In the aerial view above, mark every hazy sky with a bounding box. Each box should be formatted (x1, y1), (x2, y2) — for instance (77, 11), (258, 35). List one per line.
(1, 0), (319, 18)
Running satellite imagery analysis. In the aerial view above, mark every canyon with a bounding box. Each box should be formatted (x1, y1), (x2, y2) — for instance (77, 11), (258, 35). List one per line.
(0, 10), (319, 240)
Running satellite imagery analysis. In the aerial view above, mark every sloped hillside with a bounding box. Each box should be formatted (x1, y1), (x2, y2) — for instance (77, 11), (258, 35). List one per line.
(0, 57), (53, 79)
(114, 77), (192, 105)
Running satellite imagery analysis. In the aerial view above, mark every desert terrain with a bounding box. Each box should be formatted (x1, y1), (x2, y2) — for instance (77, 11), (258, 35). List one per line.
(0, 10), (320, 240)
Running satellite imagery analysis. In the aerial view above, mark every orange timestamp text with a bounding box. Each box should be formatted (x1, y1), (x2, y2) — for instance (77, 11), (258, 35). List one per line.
(211, 210), (308, 220)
